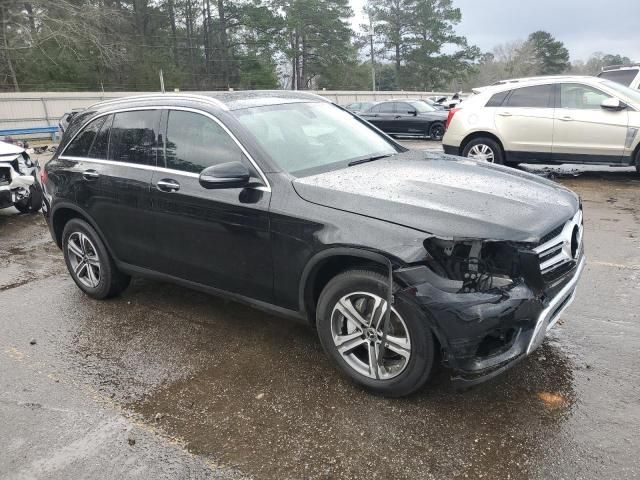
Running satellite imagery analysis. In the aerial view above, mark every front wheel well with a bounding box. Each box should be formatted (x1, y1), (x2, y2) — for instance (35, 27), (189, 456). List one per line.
(303, 255), (388, 324)
(460, 132), (505, 156)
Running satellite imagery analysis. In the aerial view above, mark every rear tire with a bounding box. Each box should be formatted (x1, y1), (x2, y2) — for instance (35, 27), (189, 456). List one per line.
(462, 137), (504, 165)
(635, 149), (640, 175)
(62, 218), (130, 299)
(428, 122), (445, 141)
(316, 269), (435, 397)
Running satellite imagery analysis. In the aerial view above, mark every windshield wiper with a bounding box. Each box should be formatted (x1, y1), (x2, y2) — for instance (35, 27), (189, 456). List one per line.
(347, 153), (394, 166)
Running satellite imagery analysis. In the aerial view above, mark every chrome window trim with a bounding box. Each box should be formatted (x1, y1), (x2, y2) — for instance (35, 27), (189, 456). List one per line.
(58, 105), (271, 191)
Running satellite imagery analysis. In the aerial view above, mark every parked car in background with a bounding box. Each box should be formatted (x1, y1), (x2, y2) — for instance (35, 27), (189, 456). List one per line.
(0, 140), (42, 213)
(360, 100), (448, 140)
(42, 91), (585, 396)
(597, 64), (640, 89)
(58, 108), (85, 134)
(443, 75), (640, 172)
(344, 101), (376, 113)
(417, 98), (446, 110)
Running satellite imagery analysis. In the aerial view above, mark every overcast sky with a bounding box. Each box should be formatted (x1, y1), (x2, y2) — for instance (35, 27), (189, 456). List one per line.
(349, 0), (640, 62)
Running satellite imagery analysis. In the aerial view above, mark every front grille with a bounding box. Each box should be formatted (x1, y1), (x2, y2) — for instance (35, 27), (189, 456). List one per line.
(534, 210), (583, 277)
(539, 224), (564, 245)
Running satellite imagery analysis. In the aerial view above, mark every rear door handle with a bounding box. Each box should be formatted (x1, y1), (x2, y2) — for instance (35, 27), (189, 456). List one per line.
(559, 116), (573, 121)
(497, 111), (512, 117)
(82, 169), (99, 181)
(156, 178), (180, 192)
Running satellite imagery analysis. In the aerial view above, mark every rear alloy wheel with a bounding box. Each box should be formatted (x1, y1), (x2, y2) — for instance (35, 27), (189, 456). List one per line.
(62, 218), (130, 299)
(316, 270), (435, 397)
(462, 137), (504, 165)
(428, 122), (445, 141)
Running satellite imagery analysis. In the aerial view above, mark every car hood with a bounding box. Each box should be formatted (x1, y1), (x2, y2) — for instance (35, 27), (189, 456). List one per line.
(0, 140), (24, 156)
(292, 151), (579, 243)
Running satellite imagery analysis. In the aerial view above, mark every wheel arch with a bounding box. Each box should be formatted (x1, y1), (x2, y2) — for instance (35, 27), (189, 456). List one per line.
(51, 203), (117, 260)
(460, 131), (505, 157)
(299, 248), (396, 324)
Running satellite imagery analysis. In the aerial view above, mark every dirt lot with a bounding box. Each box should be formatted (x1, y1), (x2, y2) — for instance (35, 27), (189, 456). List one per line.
(1, 143), (639, 479)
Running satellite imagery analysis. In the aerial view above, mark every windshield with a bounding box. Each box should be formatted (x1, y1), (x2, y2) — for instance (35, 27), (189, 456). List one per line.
(599, 79), (640, 106)
(411, 101), (436, 112)
(597, 69), (639, 87)
(233, 102), (399, 176)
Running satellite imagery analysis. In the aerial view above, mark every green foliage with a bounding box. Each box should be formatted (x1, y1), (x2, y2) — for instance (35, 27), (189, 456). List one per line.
(527, 30), (570, 75)
(366, 0), (478, 90)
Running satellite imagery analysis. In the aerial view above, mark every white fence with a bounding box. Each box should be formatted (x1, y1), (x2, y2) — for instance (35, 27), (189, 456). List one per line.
(0, 90), (456, 140)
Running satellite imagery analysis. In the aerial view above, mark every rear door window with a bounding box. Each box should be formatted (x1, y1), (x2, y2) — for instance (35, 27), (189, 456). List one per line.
(64, 116), (107, 157)
(163, 110), (245, 174)
(108, 110), (159, 166)
(504, 85), (553, 108)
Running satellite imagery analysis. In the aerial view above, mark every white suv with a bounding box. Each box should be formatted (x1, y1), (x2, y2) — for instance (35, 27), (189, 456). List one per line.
(442, 76), (640, 173)
(597, 64), (640, 90)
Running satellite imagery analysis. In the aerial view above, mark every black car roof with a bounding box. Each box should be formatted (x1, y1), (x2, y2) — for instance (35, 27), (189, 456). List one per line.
(88, 90), (329, 113)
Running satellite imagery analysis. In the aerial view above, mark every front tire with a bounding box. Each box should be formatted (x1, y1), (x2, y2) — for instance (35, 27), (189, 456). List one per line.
(14, 176), (42, 213)
(316, 270), (435, 397)
(62, 218), (130, 299)
(462, 137), (504, 165)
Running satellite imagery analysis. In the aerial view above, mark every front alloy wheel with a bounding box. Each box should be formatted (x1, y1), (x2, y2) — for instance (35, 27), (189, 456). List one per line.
(331, 292), (411, 380)
(316, 270), (435, 397)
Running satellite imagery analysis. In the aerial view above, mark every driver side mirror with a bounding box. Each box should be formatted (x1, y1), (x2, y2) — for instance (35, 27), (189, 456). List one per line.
(408, 110), (418, 116)
(199, 161), (251, 189)
(601, 97), (625, 111)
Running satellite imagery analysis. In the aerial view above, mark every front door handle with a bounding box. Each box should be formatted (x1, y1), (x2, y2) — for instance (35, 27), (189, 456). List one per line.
(559, 116), (573, 121)
(497, 111), (512, 117)
(156, 178), (180, 192)
(82, 169), (99, 181)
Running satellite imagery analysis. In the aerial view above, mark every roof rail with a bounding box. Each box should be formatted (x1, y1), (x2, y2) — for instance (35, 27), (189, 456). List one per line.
(87, 93), (229, 111)
(602, 63), (640, 71)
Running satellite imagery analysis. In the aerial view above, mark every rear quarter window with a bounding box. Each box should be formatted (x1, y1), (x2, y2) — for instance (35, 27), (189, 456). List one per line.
(63, 116), (107, 157)
(485, 90), (509, 107)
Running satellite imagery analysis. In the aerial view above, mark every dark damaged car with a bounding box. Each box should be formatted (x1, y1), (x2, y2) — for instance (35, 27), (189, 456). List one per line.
(41, 91), (585, 396)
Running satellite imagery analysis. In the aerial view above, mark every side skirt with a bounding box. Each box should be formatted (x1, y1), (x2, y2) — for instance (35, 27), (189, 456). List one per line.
(116, 261), (307, 324)
(506, 150), (629, 165)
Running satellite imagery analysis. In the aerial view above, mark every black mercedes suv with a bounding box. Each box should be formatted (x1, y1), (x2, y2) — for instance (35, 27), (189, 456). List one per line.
(41, 91), (585, 396)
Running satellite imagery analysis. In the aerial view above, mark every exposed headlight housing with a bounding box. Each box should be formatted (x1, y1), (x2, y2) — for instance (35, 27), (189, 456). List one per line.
(422, 238), (523, 293)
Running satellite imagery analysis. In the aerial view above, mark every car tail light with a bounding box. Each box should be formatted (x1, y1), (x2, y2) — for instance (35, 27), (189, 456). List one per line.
(40, 168), (48, 185)
(445, 108), (460, 130)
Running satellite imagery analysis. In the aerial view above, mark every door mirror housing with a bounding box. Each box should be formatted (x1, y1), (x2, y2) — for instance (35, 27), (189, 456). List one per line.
(601, 97), (625, 111)
(199, 161), (251, 189)
(408, 110), (418, 116)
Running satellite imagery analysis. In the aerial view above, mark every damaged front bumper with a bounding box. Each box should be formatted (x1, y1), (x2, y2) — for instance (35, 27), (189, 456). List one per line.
(396, 253), (586, 387)
(0, 155), (37, 209)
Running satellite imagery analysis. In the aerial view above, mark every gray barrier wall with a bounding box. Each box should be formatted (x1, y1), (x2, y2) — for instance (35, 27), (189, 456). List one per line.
(0, 90), (458, 139)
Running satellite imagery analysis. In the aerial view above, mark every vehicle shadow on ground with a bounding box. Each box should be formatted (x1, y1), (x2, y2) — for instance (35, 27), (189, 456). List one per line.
(65, 276), (579, 480)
